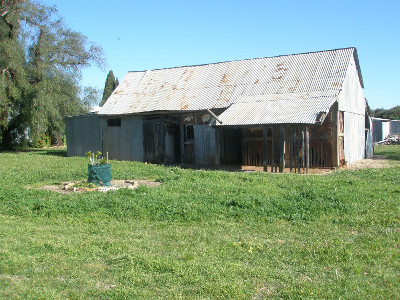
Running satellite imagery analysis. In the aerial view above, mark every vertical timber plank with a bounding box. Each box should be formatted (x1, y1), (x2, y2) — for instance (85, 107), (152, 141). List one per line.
(279, 125), (285, 173)
(215, 126), (220, 168)
(305, 125), (310, 174)
(263, 126), (268, 172)
(294, 126), (298, 173)
(290, 126), (293, 172)
(271, 128), (275, 172)
(302, 127), (305, 174)
(331, 102), (339, 167)
(242, 128), (247, 166)
(180, 115), (184, 164)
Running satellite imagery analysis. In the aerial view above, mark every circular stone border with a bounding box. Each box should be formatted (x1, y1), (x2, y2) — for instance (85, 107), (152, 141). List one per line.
(41, 179), (161, 194)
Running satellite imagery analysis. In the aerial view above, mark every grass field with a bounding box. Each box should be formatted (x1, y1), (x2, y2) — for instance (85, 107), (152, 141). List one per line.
(0, 145), (399, 299)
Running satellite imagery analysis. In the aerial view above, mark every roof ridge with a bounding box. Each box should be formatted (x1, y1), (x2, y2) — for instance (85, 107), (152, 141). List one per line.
(128, 47), (356, 72)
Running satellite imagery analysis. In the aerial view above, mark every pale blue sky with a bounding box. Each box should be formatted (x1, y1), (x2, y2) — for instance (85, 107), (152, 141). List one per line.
(39, 0), (399, 109)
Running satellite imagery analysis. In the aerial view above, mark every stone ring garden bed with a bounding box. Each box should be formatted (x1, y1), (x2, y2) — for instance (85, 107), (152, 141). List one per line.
(40, 179), (161, 194)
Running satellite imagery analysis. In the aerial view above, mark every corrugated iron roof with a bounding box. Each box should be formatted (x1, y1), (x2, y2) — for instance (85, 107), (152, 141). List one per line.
(98, 47), (361, 119)
(216, 91), (337, 126)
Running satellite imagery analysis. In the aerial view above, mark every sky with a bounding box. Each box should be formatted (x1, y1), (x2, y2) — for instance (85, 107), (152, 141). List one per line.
(39, 0), (399, 109)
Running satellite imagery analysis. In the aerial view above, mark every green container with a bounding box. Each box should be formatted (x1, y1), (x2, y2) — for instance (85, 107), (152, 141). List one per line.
(88, 164), (112, 186)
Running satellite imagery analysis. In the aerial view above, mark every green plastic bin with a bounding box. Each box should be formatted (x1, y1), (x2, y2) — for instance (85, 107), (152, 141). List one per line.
(88, 164), (112, 186)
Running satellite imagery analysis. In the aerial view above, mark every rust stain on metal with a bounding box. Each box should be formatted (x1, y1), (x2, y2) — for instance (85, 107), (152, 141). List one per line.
(99, 48), (357, 116)
(221, 73), (230, 83)
(180, 95), (189, 110)
(184, 69), (194, 82)
(289, 79), (301, 92)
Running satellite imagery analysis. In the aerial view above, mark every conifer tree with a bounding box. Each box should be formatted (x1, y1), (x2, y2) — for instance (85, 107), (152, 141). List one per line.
(101, 70), (118, 106)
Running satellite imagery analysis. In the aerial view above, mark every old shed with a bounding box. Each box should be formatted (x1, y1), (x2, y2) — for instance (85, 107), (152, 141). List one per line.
(66, 47), (372, 172)
(372, 117), (400, 143)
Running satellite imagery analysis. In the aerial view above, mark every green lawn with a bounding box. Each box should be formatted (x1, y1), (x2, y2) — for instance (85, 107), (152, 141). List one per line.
(0, 146), (399, 299)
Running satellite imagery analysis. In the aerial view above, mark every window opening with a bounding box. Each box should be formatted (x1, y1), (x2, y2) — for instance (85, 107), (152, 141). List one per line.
(185, 125), (194, 141)
(108, 118), (121, 127)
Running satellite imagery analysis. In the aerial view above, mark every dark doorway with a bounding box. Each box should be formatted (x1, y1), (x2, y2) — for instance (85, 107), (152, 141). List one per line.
(143, 119), (164, 164)
(221, 128), (242, 165)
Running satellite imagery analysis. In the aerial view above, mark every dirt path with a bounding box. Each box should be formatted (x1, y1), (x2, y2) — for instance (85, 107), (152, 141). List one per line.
(344, 155), (400, 170)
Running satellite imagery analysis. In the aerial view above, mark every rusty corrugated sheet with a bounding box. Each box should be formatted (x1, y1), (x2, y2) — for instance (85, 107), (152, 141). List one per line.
(216, 92), (337, 125)
(98, 48), (360, 117)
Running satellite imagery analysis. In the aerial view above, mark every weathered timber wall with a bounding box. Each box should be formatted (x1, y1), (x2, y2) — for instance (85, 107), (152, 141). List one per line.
(194, 125), (216, 164)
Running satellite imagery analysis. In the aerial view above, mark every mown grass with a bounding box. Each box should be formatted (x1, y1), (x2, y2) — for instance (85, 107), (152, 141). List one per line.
(0, 146), (399, 299)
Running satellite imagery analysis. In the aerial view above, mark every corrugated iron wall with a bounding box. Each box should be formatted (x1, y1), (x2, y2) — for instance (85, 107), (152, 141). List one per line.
(338, 54), (366, 164)
(65, 115), (144, 161)
(344, 112), (365, 164)
(102, 116), (144, 161)
(65, 114), (102, 157)
(390, 120), (400, 136)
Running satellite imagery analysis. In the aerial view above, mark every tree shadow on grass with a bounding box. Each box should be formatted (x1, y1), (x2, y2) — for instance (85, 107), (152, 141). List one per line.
(10, 148), (68, 157)
(374, 145), (400, 161)
(34, 148), (67, 157)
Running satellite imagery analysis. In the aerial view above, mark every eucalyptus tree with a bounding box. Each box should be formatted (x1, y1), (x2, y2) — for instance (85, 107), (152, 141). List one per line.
(0, 0), (28, 147)
(0, 0), (105, 148)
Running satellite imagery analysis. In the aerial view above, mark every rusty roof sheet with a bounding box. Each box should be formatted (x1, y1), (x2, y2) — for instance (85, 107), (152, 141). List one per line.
(216, 91), (338, 125)
(98, 47), (361, 116)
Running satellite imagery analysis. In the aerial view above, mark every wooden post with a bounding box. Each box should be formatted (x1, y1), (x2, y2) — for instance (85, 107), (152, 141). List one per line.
(279, 126), (285, 173)
(294, 126), (298, 173)
(215, 126), (220, 168)
(296, 127), (299, 173)
(302, 127), (305, 174)
(242, 128), (247, 166)
(320, 141), (323, 167)
(180, 115), (185, 164)
(297, 127), (300, 173)
(263, 126), (268, 172)
(305, 125), (310, 174)
(274, 127), (278, 173)
(271, 128), (275, 172)
(331, 102), (339, 167)
(162, 115), (167, 164)
(290, 126), (293, 172)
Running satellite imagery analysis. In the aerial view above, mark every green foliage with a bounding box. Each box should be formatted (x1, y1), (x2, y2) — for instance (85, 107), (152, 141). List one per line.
(101, 70), (118, 106)
(33, 134), (51, 148)
(0, 146), (399, 298)
(85, 150), (108, 165)
(0, 0), (105, 149)
(371, 105), (400, 120)
(81, 86), (101, 111)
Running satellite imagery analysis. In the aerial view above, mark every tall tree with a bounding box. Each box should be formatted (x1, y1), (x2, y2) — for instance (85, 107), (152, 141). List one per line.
(0, 0), (105, 149)
(101, 70), (118, 106)
(81, 86), (101, 111)
(371, 105), (400, 120)
(0, 0), (28, 147)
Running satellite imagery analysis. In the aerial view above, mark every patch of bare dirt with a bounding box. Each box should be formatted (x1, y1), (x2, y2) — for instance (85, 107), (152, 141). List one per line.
(343, 156), (400, 170)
